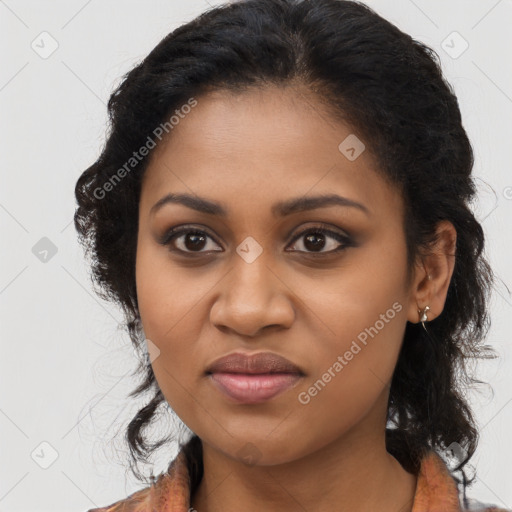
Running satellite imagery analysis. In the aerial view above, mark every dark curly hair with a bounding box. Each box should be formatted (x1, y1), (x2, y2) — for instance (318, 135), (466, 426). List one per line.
(74, 0), (496, 498)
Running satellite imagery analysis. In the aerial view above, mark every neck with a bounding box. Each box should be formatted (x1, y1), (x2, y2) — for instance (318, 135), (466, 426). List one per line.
(190, 422), (417, 512)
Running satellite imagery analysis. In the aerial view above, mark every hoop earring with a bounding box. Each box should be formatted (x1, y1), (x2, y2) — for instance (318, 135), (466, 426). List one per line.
(418, 305), (430, 332)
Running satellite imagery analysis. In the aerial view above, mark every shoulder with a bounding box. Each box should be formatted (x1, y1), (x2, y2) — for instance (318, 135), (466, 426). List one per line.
(416, 451), (510, 512)
(84, 450), (191, 512)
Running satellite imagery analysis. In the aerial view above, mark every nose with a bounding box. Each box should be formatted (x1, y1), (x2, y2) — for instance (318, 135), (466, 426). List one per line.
(209, 256), (295, 338)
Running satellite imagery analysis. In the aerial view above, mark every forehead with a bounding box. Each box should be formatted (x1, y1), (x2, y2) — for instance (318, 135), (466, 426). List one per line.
(140, 86), (403, 222)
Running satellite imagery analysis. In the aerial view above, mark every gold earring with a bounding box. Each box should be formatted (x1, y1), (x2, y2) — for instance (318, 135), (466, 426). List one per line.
(418, 305), (430, 331)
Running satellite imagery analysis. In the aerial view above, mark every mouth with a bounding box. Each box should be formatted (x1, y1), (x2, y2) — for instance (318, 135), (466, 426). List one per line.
(205, 351), (305, 404)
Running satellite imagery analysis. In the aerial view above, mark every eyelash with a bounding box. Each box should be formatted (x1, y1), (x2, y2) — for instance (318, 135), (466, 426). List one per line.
(159, 223), (353, 257)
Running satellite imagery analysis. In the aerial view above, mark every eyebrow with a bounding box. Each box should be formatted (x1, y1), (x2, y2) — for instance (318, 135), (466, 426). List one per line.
(149, 192), (370, 217)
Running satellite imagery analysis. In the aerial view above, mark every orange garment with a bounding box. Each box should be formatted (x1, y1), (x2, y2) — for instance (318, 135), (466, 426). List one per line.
(87, 449), (509, 512)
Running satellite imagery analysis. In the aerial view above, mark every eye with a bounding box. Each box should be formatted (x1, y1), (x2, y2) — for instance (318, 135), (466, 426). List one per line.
(160, 225), (222, 254)
(286, 225), (352, 254)
(160, 223), (352, 256)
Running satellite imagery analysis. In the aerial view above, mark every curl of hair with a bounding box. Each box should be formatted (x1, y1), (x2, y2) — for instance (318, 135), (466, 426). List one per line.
(74, 0), (495, 493)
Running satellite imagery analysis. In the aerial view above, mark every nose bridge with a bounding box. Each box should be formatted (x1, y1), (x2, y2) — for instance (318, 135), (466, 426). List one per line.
(229, 249), (274, 301)
(210, 248), (295, 337)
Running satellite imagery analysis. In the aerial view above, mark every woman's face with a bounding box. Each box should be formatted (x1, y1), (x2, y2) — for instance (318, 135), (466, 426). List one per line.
(136, 86), (421, 465)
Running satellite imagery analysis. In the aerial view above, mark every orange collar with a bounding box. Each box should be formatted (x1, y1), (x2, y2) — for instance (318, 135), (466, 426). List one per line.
(411, 451), (462, 512)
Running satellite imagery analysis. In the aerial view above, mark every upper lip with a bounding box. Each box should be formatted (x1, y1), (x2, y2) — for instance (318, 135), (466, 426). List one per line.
(206, 351), (304, 375)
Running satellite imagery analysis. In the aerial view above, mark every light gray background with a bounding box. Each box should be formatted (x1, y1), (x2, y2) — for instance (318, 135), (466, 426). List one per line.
(1, 0), (511, 510)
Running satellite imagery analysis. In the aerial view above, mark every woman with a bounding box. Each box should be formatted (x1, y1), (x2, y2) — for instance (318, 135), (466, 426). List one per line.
(74, 0), (509, 510)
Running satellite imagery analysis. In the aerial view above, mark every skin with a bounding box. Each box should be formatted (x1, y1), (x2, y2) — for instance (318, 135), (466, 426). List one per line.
(135, 85), (457, 512)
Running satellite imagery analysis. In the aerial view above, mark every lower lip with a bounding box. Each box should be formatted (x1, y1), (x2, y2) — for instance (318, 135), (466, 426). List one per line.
(208, 372), (302, 404)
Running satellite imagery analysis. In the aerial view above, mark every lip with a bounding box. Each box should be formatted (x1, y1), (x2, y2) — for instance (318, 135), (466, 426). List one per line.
(206, 351), (304, 375)
(205, 351), (305, 404)
(209, 372), (303, 404)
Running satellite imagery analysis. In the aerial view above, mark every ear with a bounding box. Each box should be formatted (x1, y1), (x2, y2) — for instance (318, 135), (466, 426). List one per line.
(406, 220), (457, 325)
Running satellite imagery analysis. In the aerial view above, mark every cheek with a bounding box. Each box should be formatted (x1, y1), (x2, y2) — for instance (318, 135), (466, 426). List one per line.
(135, 238), (206, 337)
(302, 247), (408, 363)
(299, 293), (407, 415)
(294, 245), (408, 418)
(135, 241), (213, 413)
